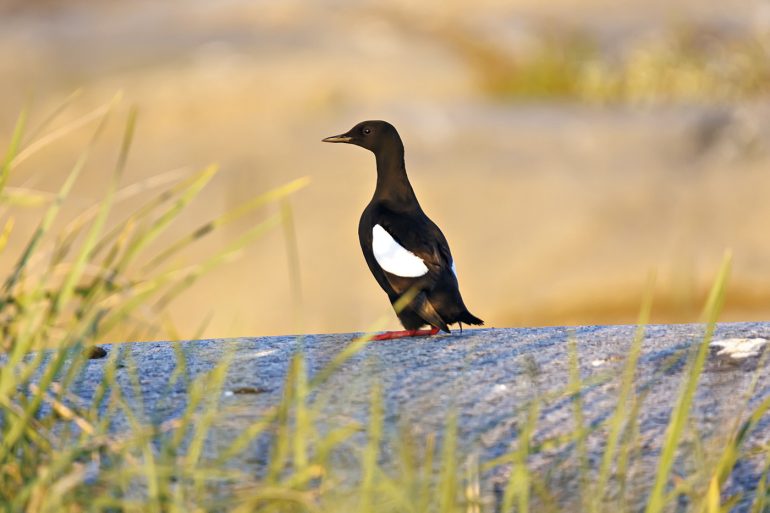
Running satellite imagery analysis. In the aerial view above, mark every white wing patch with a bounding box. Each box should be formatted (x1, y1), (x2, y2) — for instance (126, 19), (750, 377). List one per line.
(372, 224), (429, 277)
(451, 260), (457, 277)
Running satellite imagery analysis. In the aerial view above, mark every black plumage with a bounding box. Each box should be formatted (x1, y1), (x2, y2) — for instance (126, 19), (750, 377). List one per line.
(323, 120), (483, 334)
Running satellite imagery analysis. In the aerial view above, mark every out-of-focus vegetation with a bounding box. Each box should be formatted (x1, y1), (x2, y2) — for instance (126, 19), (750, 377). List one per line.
(382, 6), (770, 103)
(1, 0), (769, 337)
(455, 27), (770, 102)
(0, 96), (307, 344)
(0, 98), (310, 508)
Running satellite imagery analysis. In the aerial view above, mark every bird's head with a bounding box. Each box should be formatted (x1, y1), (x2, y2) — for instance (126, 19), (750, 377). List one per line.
(322, 120), (402, 153)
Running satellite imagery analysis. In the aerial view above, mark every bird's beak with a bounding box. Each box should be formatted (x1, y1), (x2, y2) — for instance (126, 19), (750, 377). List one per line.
(322, 133), (353, 143)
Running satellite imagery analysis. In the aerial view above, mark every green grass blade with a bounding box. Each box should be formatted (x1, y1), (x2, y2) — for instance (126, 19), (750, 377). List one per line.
(0, 187), (53, 208)
(694, 349), (770, 512)
(10, 93), (120, 170)
(308, 286), (420, 390)
(113, 163), (218, 272)
(0, 103), (112, 301)
(217, 417), (277, 467)
(185, 347), (234, 486)
(23, 88), (82, 143)
(292, 351), (309, 476)
(90, 212), (281, 340)
(142, 176), (310, 272)
(503, 399), (539, 513)
(567, 335), (589, 509)
(313, 422), (364, 474)
(52, 108), (136, 317)
(281, 198), (304, 331)
(592, 273), (654, 511)
(61, 166), (193, 260)
(645, 250), (732, 513)
(266, 353), (296, 483)
(0, 342), (80, 462)
(150, 212), (282, 311)
(359, 381), (383, 513)
(750, 449), (770, 513)
(0, 217), (14, 254)
(418, 433), (436, 513)
(616, 391), (644, 511)
(0, 106), (28, 192)
(438, 410), (459, 513)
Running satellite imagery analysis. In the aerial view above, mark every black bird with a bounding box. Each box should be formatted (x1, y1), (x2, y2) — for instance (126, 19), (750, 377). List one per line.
(323, 120), (483, 340)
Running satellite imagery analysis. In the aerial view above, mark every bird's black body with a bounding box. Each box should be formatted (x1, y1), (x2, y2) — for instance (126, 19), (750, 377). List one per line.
(323, 120), (483, 333)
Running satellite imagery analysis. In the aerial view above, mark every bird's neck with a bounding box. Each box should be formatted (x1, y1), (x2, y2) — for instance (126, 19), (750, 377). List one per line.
(373, 149), (419, 209)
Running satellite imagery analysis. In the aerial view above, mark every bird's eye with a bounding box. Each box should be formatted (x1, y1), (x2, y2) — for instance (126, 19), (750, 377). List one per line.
(363, 127), (371, 135)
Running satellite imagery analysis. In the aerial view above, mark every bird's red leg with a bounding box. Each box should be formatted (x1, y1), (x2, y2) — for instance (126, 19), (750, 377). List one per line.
(371, 327), (440, 341)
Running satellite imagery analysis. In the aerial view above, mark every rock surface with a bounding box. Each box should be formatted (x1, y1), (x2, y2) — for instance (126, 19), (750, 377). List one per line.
(76, 322), (770, 510)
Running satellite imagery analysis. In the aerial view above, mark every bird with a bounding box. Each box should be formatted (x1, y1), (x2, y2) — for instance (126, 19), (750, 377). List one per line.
(322, 120), (483, 340)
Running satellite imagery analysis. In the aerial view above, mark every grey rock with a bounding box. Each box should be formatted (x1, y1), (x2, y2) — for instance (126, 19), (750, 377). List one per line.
(74, 322), (770, 511)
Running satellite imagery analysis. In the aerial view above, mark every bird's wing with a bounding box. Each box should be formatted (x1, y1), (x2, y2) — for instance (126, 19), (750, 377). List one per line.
(372, 224), (429, 277)
(372, 214), (453, 280)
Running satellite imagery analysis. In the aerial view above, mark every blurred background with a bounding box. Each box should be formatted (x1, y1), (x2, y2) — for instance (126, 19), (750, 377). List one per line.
(1, 0), (770, 339)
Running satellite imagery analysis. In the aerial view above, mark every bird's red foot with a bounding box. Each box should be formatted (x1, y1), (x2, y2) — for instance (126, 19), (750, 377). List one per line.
(370, 327), (440, 341)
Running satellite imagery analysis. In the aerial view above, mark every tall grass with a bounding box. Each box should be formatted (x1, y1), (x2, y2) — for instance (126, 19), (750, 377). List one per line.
(1, 99), (769, 512)
(0, 97), (309, 511)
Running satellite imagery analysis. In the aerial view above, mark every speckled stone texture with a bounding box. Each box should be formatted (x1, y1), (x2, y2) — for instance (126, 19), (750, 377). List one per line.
(74, 322), (770, 510)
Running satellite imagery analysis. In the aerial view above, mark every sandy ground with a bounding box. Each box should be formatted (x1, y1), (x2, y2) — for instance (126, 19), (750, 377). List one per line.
(1, 0), (770, 339)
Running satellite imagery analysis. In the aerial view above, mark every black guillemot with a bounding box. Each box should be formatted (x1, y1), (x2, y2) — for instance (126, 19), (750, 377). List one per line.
(323, 120), (483, 340)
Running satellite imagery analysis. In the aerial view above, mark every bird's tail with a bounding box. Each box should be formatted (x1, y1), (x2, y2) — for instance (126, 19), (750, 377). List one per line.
(459, 310), (484, 326)
(415, 293), (451, 333)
